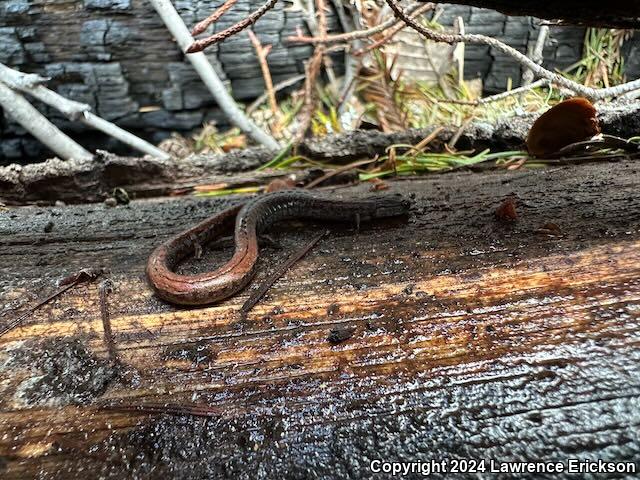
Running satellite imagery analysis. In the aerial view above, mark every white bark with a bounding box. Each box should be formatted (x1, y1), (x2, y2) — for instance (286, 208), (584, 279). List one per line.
(0, 81), (93, 161)
(0, 63), (170, 160)
(149, 0), (280, 150)
(522, 25), (549, 86)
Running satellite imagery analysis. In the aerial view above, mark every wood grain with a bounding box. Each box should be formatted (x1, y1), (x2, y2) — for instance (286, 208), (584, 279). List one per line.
(0, 160), (639, 478)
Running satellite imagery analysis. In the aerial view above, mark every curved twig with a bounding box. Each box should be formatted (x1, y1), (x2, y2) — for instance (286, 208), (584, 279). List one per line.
(383, 0), (640, 101)
(186, 0), (279, 53)
(191, 0), (238, 36)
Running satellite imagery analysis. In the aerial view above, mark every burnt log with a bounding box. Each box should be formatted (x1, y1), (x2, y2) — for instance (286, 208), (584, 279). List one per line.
(1, 102), (639, 205)
(0, 158), (639, 478)
(430, 0), (640, 29)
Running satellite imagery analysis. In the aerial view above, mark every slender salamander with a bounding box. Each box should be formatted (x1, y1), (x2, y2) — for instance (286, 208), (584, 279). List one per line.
(146, 190), (411, 305)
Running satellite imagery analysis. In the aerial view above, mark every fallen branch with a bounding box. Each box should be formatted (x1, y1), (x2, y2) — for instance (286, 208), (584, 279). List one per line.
(0, 64), (171, 159)
(0, 80), (92, 161)
(383, 0), (640, 101)
(149, 0), (279, 150)
(4, 104), (639, 205)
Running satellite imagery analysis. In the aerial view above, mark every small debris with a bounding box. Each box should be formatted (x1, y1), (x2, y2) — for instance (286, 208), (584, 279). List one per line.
(265, 177), (296, 193)
(536, 222), (562, 236)
(327, 326), (356, 345)
(113, 187), (130, 205)
(369, 178), (390, 191)
(240, 231), (327, 321)
(327, 303), (340, 316)
(495, 197), (518, 222)
(59, 267), (105, 287)
(104, 197), (118, 208)
(44, 220), (54, 232)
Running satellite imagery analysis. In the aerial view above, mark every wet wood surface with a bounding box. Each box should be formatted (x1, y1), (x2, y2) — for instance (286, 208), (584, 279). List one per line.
(0, 160), (639, 478)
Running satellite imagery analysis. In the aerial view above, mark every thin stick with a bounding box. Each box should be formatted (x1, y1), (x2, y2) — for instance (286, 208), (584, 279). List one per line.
(0, 64), (170, 159)
(186, 0), (279, 53)
(336, 2), (363, 114)
(149, 0), (279, 150)
(191, 0), (238, 36)
(408, 126), (445, 156)
(0, 268), (104, 338)
(99, 279), (118, 364)
(304, 158), (377, 189)
(352, 3), (435, 56)
(247, 30), (279, 119)
(383, 0), (640, 101)
(291, 0), (328, 146)
(447, 117), (474, 151)
(522, 25), (549, 87)
(246, 74), (305, 114)
(239, 230), (327, 320)
(293, 49), (323, 145)
(0, 81), (92, 161)
(287, 2), (431, 45)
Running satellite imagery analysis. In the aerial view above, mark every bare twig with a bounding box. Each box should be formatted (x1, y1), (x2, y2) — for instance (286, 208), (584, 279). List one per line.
(246, 74), (305, 114)
(304, 158), (377, 189)
(447, 117), (473, 150)
(291, 0), (329, 146)
(293, 49), (323, 146)
(409, 126), (445, 155)
(453, 16), (465, 87)
(288, 2), (430, 45)
(0, 80), (92, 161)
(99, 279), (118, 364)
(329, 0), (351, 33)
(522, 25), (549, 87)
(239, 230), (327, 321)
(337, 2), (362, 115)
(437, 78), (552, 106)
(186, 0), (279, 53)
(383, 0), (640, 100)
(247, 30), (279, 119)
(191, 0), (238, 36)
(352, 3), (434, 56)
(0, 268), (104, 338)
(149, 0), (279, 149)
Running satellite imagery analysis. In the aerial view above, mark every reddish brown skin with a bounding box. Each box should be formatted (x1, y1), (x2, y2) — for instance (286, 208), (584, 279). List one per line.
(526, 97), (601, 157)
(146, 190), (411, 306)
